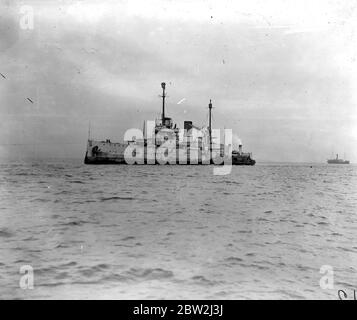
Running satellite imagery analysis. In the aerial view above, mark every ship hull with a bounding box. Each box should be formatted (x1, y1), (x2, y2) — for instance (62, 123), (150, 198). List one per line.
(84, 153), (256, 165)
(85, 133), (256, 166)
(232, 158), (256, 165)
(327, 160), (350, 164)
(84, 155), (126, 165)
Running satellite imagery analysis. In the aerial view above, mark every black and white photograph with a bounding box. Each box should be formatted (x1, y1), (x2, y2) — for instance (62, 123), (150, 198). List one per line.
(0, 0), (357, 303)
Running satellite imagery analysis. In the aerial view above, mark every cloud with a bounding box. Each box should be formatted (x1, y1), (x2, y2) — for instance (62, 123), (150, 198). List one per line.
(0, 0), (357, 162)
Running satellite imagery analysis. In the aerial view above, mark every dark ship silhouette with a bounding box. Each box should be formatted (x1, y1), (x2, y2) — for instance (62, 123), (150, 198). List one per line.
(327, 154), (349, 164)
(85, 83), (255, 166)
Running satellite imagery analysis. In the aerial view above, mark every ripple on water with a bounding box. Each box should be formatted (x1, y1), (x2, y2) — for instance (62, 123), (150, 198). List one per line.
(120, 236), (136, 241)
(100, 196), (136, 201)
(191, 275), (222, 286)
(124, 267), (174, 280)
(0, 229), (13, 238)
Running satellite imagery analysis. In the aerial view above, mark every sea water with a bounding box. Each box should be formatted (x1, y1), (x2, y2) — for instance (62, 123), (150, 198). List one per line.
(0, 160), (356, 299)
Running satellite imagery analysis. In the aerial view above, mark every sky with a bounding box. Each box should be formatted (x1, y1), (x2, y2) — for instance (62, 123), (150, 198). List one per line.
(0, 0), (357, 162)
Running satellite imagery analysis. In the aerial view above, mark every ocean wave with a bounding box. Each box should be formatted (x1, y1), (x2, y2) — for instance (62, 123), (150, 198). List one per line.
(120, 236), (136, 241)
(100, 196), (136, 201)
(222, 180), (242, 185)
(71, 200), (97, 204)
(124, 267), (174, 280)
(30, 198), (52, 203)
(59, 220), (93, 227)
(77, 264), (111, 278)
(224, 256), (243, 263)
(0, 229), (13, 238)
(191, 275), (221, 286)
(14, 172), (37, 176)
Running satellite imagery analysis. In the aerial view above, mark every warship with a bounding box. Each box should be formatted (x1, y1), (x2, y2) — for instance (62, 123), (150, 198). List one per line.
(327, 154), (349, 164)
(84, 83), (255, 166)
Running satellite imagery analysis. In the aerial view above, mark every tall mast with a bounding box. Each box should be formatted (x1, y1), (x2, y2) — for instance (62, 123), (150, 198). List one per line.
(161, 82), (166, 124)
(208, 99), (212, 157)
(208, 99), (212, 133)
(88, 121), (91, 140)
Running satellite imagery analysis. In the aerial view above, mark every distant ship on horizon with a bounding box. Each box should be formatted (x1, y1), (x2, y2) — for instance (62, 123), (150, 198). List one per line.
(327, 154), (350, 164)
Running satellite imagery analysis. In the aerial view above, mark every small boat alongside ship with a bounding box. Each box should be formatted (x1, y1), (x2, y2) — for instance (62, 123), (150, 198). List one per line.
(327, 154), (350, 164)
(84, 83), (255, 166)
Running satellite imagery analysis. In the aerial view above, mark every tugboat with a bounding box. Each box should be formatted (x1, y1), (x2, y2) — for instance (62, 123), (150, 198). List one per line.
(232, 146), (256, 165)
(327, 154), (350, 164)
(85, 82), (255, 166)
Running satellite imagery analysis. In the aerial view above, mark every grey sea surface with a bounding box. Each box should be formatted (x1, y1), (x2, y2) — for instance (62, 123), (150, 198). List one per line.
(0, 160), (356, 299)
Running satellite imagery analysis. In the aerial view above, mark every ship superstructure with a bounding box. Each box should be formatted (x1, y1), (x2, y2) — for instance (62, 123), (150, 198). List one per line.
(84, 83), (255, 165)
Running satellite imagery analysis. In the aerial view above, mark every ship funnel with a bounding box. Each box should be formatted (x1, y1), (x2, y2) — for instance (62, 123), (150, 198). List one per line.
(184, 121), (193, 132)
(239, 144), (242, 153)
